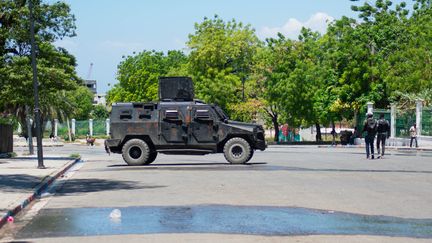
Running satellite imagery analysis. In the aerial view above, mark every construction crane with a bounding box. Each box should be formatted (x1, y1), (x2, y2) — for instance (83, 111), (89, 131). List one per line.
(86, 62), (93, 79)
(84, 63), (97, 94)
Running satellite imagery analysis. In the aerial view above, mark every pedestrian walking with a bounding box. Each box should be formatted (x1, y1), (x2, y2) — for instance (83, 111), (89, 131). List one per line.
(331, 125), (336, 146)
(376, 114), (390, 158)
(363, 112), (377, 159)
(409, 124), (418, 148)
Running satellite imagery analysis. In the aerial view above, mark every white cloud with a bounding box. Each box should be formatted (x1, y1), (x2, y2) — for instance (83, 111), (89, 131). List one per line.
(259, 12), (334, 39)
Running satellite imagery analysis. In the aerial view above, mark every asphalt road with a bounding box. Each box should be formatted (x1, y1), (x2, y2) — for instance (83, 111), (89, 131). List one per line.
(2, 144), (432, 242)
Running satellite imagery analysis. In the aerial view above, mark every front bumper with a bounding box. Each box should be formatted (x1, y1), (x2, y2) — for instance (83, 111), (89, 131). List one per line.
(255, 140), (267, 151)
(105, 139), (121, 154)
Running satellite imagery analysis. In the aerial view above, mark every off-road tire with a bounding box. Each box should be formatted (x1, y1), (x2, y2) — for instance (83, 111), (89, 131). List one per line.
(245, 149), (254, 163)
(223, 137), (252, 164)
(145, 152), (158, 165)
(122, 139), (150, 166)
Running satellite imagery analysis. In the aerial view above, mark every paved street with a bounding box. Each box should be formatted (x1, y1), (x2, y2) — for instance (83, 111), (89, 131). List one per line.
(1, 144), (432, 242)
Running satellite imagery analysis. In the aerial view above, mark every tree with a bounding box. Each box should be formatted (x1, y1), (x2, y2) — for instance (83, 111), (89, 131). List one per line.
(187, 16), (261, 118)
(382, 1), (432, 103)
(107, 50), (187, 104)
(0, 0), (80, 137)
(1, 43), (83, 136)
(66, 86), (94, 120)
(91, 104), (109, 120)
(254, 30), (326, 141)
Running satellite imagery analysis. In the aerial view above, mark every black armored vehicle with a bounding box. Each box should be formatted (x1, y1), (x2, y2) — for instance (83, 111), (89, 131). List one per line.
(105, 77), (266, 165)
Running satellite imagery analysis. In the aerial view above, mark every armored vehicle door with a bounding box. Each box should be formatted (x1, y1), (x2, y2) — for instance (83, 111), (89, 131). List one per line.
(190, 106), (218, 143)
(160, 107), (187, 144)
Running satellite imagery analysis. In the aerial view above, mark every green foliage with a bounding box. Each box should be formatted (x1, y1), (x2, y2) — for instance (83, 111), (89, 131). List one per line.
(0, 113), (18, 129)
(66, 86), (94, 120)
(107, 50), (187, 104)
(107, 1), (432, 135)
(187, 16), (260, 115)
(0, 0), (76, 58)
(91, 104), (109, 119)
(0, 0), (82, 137)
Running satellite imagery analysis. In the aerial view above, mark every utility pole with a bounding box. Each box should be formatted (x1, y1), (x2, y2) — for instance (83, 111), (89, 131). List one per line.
(29, 0), (45, 169)
(25, 106), (34, 155)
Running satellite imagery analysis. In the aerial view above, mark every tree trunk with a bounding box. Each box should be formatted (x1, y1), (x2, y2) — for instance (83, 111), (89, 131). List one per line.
(263, 106), (279, 142)
(353, 110), (358, 128)
(273, 117), (279, 142)
(67, 119), (72, 142)
(315, 123), (322, 142)
(50, 119), (55, 137)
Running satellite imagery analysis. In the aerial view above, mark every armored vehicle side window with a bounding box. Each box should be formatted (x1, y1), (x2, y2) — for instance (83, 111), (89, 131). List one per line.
(165, 110), (180, 120)
(195, 109), (211, 120)
(120, 110), (132, 120)
(139, 105), (155, 120)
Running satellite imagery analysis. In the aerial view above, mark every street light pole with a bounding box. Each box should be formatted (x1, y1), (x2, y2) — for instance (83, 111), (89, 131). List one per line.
(25, 105), (34, 155)
(29, 0), (45, 169)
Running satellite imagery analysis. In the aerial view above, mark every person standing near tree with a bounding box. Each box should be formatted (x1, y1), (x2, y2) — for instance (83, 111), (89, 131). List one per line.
(330, 122), (336, 146)
(409, 123), (418, 148)
(376, 114), (390, 158)
(363, 112), (377, 159)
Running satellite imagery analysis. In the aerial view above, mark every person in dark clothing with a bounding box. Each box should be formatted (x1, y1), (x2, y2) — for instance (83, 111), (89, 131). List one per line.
(376, 114), (390, 158)
(409, 124), (418, 148)
(363, 112), (377, 159)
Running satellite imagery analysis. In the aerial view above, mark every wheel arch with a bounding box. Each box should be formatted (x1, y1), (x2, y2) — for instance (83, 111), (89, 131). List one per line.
(217, 134), (253, 153)
(122, 135), (156, 152)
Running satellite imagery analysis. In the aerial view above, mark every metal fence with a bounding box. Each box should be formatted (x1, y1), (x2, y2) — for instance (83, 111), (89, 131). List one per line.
(395, 110), (415, 138)
(356, 108), (391, 133)
(356, 108), (423, 138)
(93, 119), (106, 136)
(423, 108), (432, 136)
(54, 119), (107, 138)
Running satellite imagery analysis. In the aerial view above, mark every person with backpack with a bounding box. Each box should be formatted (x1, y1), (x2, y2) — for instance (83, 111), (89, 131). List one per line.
(363, 112), (377, 159)
(376, 114), (390, 158)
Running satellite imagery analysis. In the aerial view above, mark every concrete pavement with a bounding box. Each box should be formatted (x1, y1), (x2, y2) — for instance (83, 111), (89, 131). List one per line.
(0, 150), (79, 228)
(1, 143), (432, 242)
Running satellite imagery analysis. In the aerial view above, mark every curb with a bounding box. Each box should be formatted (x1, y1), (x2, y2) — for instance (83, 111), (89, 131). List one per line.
(0, 157), (81, 229)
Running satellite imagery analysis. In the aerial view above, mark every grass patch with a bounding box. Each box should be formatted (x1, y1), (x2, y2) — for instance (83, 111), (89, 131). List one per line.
(0, 152), (17, 158)
(69, 153), (81, 159)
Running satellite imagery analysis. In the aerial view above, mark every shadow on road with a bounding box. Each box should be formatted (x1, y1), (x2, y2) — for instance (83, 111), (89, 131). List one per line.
(0, 174), (42, 192)
(55, 178), (166, 195)
(108, 162), (267, 167)
(9, 157), (75, 160)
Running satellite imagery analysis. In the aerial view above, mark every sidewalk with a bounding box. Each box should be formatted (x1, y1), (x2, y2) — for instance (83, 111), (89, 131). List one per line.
(0, 152), (80, 228)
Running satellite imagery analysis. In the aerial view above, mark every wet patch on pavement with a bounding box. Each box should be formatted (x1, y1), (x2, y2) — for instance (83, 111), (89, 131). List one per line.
(17, 205), (432, 239)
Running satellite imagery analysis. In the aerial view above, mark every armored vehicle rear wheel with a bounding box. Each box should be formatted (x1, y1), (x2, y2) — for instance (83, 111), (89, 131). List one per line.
(223, 137), (252, 164)
(122, 139), (150, 166)
(146, 152), (157, 165)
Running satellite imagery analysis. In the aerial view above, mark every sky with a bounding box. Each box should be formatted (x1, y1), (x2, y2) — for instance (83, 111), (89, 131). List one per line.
(52, 0), (410, 94)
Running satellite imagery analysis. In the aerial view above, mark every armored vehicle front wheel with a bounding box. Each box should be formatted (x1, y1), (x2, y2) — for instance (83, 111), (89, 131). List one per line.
(223, 137), (252, 164)
(146, 152), (157, 164)
(122, 139), (150, 166)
